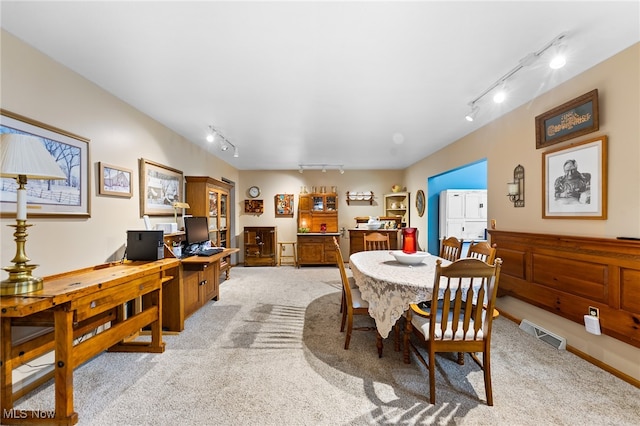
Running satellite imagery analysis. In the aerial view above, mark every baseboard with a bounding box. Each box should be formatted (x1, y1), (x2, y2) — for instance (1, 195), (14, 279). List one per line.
(498, 310), (640, 389)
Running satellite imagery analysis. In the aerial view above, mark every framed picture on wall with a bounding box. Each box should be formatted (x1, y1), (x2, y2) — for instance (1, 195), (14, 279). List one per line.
(0, 109), (91, 218)
(139, 158), (183, 216)
(535, 89), (599, 149)
(542, 136), (607, 219)
(275, 194), (294, 217)
(245, 199), (264, 214)
(98, 162), (133, 197)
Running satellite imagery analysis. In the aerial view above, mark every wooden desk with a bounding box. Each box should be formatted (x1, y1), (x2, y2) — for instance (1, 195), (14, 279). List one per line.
(0, 258), (180, 425)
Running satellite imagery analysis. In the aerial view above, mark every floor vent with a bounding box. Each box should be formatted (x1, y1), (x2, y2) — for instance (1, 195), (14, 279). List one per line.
(519, 319), (566, 350)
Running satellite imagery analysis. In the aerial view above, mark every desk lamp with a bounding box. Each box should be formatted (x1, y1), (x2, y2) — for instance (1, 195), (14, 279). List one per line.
(0, 133), (66, 295)
(172, 201), (190, 229)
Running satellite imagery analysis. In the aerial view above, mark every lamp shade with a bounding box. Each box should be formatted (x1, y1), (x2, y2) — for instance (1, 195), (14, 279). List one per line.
(0, 133), (66, 180)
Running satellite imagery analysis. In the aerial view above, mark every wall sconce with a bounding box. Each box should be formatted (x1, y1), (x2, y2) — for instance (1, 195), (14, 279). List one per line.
(507, 164), (525, 207)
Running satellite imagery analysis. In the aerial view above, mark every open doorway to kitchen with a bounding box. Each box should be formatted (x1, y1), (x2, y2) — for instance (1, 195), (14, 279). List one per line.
(426, 159), (487, 255)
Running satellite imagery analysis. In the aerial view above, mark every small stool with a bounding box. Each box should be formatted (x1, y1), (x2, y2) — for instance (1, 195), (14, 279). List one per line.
(278, 241), (298, 268)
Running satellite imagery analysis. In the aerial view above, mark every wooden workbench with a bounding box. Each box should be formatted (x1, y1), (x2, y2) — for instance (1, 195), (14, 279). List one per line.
(0, 258), (180, 425)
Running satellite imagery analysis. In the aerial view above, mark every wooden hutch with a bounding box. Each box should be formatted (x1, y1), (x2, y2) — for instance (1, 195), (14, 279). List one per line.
(185, 176), (233, 279)
(297, 191), (339, 265)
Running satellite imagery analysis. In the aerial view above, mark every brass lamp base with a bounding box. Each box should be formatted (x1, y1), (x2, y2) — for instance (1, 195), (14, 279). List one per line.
(1, 264), (43, 295)
(2, 218), (44, 295)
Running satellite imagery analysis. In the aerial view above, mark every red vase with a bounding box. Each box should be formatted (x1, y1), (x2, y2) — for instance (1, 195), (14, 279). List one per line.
(402, 227), (417, 254)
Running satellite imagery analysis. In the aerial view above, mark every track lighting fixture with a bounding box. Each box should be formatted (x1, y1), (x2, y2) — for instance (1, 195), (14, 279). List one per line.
(465, 104), (478, 122)
(298, 164), (344, 174)
(464, 32), (568, 121)
(206, 125), (238, 158)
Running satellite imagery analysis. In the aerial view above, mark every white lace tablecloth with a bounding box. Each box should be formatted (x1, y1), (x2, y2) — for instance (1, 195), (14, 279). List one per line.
(349, 250), (448, 338)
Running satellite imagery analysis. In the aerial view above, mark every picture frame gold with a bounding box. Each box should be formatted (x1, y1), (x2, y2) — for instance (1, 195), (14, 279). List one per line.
(139, 158), (183, 216)
(0, 109), (91, 218)
(542, 136), (607, 219)
(98, 162), (133, 198)
(535, 89), (599, 149)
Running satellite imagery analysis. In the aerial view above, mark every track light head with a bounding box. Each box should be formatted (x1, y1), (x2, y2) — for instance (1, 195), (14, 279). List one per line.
(206, 134), (214, 143)
(465, 105), (478, 122)
(233, 146), (239, 158)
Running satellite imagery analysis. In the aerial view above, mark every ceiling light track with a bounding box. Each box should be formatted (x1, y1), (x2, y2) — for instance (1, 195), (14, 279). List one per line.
(207, 125), (239, 157)
(464, 32), (567, 121)
(298, 163), (344, 174)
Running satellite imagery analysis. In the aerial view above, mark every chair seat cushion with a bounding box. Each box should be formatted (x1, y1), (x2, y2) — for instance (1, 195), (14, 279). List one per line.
(351, 287), (369, 309)
(411, 306), (484, 341)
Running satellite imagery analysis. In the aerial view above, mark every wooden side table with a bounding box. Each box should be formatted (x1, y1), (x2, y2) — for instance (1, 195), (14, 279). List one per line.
(277, 241), (298, 267)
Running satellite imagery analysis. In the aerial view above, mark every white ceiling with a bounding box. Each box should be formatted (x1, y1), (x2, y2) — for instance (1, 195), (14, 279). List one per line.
(1, 1), (638, 171)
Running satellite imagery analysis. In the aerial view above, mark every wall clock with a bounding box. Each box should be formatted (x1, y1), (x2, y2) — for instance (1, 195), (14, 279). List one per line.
(416, 189), (425, 217)
(248, 186), (261, 198)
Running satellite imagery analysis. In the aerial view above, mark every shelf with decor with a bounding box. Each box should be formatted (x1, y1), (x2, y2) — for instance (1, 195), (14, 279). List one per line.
(383, 191), (410, 227)
(345, 191), (374, 205)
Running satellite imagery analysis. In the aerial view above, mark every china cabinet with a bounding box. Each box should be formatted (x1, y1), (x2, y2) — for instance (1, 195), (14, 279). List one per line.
(185, 176), (233, 279)
(298, 191), (339, 265)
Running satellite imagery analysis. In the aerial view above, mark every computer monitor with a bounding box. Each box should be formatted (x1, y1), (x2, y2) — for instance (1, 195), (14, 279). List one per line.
(184, 216), (210, 245)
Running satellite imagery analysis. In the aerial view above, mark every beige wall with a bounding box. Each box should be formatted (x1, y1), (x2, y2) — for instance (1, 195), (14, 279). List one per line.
(403, 43), (640, 381)
(2, 29), (638, 381)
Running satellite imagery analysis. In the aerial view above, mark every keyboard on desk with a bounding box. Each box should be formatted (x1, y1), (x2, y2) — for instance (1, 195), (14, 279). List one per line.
(197, 247), (224, 257)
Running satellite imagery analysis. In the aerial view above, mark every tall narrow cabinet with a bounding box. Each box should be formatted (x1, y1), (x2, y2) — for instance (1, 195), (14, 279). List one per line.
(185, 176), (233, 279)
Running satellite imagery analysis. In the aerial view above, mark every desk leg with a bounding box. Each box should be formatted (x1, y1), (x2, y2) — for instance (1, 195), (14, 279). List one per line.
(54, 307), (78, 424)
(376, 332), (383, 358)
(1, 317), (14, 412)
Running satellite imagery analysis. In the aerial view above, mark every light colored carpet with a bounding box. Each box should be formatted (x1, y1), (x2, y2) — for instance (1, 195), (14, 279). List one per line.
(15, 266), (640, 425)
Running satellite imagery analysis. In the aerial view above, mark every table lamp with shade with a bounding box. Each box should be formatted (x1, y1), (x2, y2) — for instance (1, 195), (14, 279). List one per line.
(0, 133), (66, 295)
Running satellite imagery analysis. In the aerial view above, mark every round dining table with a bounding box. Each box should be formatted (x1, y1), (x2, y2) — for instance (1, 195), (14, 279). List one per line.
(349, 250), (449, 356)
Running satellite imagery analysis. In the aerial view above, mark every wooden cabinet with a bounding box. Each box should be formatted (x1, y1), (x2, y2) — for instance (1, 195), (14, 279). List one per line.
(348, 229), (401, 255)
(185, 176), (233, 279)
(244, 226), (277, 266)
(182, 259), (219, 318)
(298, 192), (338, 233)
(297, 233), (339, 266)
(384, 192), (410, 227)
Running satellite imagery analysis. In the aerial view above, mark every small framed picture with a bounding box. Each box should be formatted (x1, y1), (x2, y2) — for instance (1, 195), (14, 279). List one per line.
(244, 199), (264, 214)
(275, 194), (294, 217)
(98, 162), (133, 197)
(542, 136), (607, 219)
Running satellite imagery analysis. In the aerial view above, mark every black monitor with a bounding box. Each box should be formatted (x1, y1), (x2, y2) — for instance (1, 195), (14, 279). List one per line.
(184, 216), (210, 245)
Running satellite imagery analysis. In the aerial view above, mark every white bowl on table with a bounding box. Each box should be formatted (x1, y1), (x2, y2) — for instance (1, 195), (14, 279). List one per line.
(390, 250), (430, 265)
(363, 222), (382, 230)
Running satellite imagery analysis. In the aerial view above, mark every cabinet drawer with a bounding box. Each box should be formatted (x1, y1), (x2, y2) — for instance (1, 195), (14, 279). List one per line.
(71, 275), (160, 322)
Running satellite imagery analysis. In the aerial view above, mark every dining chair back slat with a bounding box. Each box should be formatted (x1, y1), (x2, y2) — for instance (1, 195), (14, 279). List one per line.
(364, 232), (390, 251)
(440, 236), (463, 261)
(466, 241), (497, 265)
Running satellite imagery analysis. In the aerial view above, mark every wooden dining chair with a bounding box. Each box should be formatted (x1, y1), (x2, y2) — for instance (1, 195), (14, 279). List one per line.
(403, 257), (503, 405)
(466, 241), (497, 265)
(333, 237), (375, 350)
(364, 232), (390, 251)
(439, 236), (463, 261)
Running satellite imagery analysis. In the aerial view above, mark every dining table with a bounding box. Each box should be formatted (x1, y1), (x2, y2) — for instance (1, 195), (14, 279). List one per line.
(349, 250), (450, 357)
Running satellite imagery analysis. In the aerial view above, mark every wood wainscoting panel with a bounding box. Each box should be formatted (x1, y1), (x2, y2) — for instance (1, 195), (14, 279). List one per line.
(531, 253), (607, 302)
(489, 230), (640, 349)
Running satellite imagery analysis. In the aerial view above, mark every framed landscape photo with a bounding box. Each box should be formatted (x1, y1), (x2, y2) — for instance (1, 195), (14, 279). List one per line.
(140, 158), (183, 216)
(275, 194), (294, 217)
(0, 109), (91, 218)
(542, 136), (607, 219)
(98, 162), (133, 197)
(535, 89), (599, 149)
